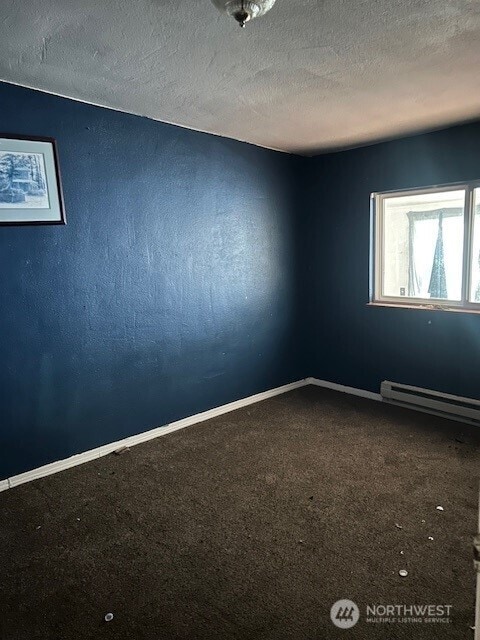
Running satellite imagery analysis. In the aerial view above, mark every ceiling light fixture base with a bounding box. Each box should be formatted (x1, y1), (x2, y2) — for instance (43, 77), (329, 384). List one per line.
(211, 0), (276, 27)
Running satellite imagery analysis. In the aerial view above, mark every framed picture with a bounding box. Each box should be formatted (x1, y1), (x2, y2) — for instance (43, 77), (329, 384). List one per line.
(0, 134), (65, 225)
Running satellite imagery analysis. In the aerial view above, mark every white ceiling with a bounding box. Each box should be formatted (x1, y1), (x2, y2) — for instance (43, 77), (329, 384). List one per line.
(1, 0), (480, 154)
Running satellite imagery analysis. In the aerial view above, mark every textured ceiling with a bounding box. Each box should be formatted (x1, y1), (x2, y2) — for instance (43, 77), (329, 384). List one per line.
(1, 0), (480, 154)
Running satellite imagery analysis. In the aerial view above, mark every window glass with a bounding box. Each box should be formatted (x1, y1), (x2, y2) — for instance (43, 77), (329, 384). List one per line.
(470, 188), (480, 303)
(382, 190), (465, 301)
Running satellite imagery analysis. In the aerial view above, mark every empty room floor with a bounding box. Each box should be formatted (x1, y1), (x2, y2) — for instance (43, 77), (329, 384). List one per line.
(1, 386), (479, 639)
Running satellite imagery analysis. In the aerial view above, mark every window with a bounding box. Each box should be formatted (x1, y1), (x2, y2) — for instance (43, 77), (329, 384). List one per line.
(372, 182), (480, 311)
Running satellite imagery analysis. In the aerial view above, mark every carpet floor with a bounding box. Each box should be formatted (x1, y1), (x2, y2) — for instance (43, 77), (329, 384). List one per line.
(1, 385), (479, 639)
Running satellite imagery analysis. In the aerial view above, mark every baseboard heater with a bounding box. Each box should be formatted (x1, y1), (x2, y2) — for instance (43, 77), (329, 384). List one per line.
(381, 381), (480, 426)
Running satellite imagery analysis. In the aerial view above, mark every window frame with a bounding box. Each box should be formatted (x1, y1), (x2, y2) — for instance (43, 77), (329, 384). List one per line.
(371, 180), (480, 312)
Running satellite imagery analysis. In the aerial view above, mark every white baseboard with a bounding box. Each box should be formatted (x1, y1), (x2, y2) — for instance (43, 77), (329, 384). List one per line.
(0, 376), (383, 493)
(1, 378), (309, 492)
(306, 377), (382, 402)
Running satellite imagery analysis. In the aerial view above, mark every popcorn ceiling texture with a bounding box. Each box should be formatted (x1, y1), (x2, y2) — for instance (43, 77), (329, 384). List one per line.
(1, 0), (480, 154)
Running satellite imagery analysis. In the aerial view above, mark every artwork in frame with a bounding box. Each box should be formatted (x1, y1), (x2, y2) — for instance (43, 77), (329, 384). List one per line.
(0, 135), (65, 225)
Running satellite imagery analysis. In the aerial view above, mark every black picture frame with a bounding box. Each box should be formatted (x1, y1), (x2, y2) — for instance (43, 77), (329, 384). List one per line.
(0, 134), (66, 226)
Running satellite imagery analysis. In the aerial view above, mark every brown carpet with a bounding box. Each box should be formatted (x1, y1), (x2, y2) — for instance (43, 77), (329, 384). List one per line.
(1, 386), (479, 639)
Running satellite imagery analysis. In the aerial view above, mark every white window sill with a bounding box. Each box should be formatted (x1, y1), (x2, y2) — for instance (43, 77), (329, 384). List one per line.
(367, 301), (480, 315)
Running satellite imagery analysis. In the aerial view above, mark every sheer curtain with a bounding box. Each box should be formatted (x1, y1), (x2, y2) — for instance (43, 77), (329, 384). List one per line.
(408, 209), (463, 300)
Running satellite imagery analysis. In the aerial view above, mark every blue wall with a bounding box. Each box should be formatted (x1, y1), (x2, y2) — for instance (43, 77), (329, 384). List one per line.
(303, 123), (480, 399)
(4, 80), (480, 479)
(0, 82), (302, 478)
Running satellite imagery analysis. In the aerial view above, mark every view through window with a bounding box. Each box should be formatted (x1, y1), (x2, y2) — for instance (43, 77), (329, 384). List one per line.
(373, 184), (480, 308)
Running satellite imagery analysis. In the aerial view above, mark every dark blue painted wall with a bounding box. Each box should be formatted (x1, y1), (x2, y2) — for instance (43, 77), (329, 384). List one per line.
(0, 82), (302, 478)
(4, 81), (480, 479)
(304, 123), (480, 399)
